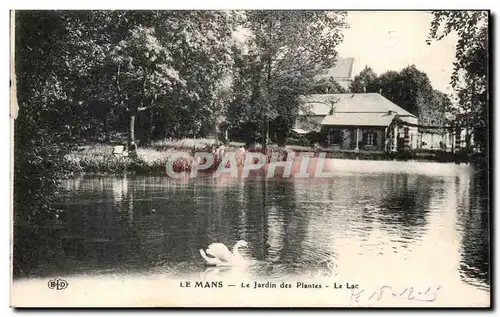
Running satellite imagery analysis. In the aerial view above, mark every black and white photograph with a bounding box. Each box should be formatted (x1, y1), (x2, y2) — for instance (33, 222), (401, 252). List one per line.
(9, 8), (490, 307)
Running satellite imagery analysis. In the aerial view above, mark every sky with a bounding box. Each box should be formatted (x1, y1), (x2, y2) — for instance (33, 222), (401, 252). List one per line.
(335, 11), (459, 94)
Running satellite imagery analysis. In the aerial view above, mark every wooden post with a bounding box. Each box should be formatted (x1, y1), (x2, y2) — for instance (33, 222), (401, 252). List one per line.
(450, 130), (455, 154)
(383, 127), (387, 152)
(355, 127), (360, 151)
(128, 114), (137, 159)
(392, 124), (398, 152)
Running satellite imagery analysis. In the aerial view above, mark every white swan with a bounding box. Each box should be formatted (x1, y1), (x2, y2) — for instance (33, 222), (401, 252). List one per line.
(199, 240), (249, 266)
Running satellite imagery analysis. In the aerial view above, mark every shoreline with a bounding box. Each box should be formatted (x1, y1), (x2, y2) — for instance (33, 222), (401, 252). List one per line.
(63, 143), (486, 178)
(61, 158), (479, 181)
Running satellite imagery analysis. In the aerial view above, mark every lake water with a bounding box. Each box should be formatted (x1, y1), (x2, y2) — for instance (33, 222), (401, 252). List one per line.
(13, 159), (490, 306)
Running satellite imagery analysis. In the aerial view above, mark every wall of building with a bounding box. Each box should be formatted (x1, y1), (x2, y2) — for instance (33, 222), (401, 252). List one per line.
(418, 130), (477, 152)
(360, 127), (385, 151)
(327, 126), (385, 151)
(419, 132), (452, 150)
(396, 116), (419, 149)
(341, 128), (352, 149)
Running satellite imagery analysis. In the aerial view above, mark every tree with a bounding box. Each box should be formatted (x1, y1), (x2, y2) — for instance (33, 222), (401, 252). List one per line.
(13, 11), (99, 223)
(420, 90), (452, 134)
(427, 11), (488, 153)
(13, 10), (82, 276)
(138, 11), (237, 142)
(309, 77), (346, 94)
(376, 70), (400, 101)
(225, 48), (262, 145)
(349, 66), (379, 93)
(350, 65), (443, 126)
(230, 10), (347, 147)
(39, 10), (239, 146)
(385, 65), (434, 118)
(110, 25), (185, 151)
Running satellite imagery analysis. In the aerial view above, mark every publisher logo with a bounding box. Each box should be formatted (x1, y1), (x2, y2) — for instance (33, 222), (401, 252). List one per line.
(47, 278), (68, 290)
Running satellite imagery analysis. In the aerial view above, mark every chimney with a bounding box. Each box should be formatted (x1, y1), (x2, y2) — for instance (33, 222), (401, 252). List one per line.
(379, 88), (383, 94)
(363, 86), (366, 93)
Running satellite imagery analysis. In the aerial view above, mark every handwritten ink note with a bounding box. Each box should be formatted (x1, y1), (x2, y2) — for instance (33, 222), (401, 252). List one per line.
(350, 285), (442, 303)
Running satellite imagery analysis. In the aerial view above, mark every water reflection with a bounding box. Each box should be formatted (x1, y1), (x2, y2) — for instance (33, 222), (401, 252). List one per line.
(455, 170), (490, 288)
(377, 174), (433, 243)
(17, 162), (489, 294)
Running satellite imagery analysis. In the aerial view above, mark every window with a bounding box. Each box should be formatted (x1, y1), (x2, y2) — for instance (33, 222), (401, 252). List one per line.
(331, 130), (343, 144)
(365, 131), (377, 146)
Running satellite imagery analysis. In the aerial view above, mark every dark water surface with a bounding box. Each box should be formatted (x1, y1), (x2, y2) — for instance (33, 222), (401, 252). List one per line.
(18, 160), (490, 294)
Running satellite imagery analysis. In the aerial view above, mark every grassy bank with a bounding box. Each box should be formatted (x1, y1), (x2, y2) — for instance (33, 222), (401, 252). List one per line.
(65, 139), (484, 176)
(65, 145), (180, 175)
(64, 139), (289, 176)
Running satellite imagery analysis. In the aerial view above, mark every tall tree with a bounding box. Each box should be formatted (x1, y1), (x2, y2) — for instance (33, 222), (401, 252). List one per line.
(225, 48), (262, 145)
(385, 65), (434, 118)
(143, 11), (237, 141)
(13, 10), (87, 276)
(232, 10), (347, 147)
(350, 65), (443, 126)
(110, 25), (185, 151)
(349, 66), (379, 93)
(420, 90), (452, 134)
(427, 11), (488, 152)
(13, 11), (100, 224)
(376, 70), (400, 101)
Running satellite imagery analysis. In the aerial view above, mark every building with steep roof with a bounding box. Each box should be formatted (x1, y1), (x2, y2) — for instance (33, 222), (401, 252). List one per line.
(293, 93), (419, 152)
(314, 57), (355, 91)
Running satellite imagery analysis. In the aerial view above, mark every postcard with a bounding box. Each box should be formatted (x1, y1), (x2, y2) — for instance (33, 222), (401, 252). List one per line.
(10, 9), (490, 308)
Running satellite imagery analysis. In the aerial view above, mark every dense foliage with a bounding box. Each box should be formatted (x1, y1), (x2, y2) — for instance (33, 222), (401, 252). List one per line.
(14, 11), (76, 224)
(427, 11), (488, 152)
(227, 11), (348, 146)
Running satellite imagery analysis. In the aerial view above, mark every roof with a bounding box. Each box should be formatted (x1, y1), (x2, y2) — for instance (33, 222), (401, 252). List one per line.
(301, 102), (332, 116)
(291, 128), (310, 135)
(300, 93), (417, 117)
(321, 112), (398, 127)
(315, 57), (355, 80)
